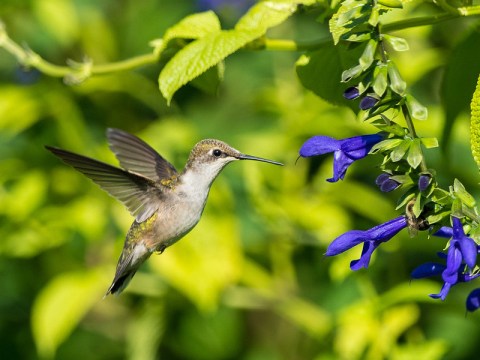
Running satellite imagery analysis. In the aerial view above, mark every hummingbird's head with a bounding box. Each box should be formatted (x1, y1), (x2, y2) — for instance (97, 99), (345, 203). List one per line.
(185, 139), (282, 179)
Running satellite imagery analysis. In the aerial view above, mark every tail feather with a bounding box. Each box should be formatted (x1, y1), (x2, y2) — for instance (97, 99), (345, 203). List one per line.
(105, 269), (138, 296)
(105, 242), (152, 296)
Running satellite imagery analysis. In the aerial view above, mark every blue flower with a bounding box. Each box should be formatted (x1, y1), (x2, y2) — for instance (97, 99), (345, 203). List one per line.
(299, 134), (383, 182)
(326, 216), (408, 270)
(412, 218), (479, 302)
(412, 254), (480, 300)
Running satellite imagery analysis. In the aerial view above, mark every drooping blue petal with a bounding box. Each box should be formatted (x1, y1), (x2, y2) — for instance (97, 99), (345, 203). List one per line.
(299, 136), (341, 157)
(430, 282), (451, 300)
(327, 150), (355, 182)
(339, 134), (384, 160)
(466, 288), (480, 312)
(411, 262), (446, 279)
(350, 240), (380, 270)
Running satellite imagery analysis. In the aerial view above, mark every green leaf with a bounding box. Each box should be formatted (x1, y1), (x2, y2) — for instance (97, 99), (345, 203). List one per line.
(412, 194), (423, 218)
(359, 39), (377, 70)
(329, 0), (367, 45)
(341, 64), (363, 82)
(372, 63), (388, 96)
(150, 11), (222, 55)
(451, 197), (463, 217)
(159, 1), (299, 103)
(31, 269), (107, 359)
(383, 34), (409, 52)
(407, 138), (423, 168)
(390, 139), (411, 162)
(387, 60), (406, 95)
(406, 94), (428, 120)
(430, 188), (452, 206)
(453, 178), (476, 208)
(295, 43), (359, 110)
(420, 137), (439, 149)
(377, 0), (403, 8)
(370, 138), (403, 153)
(372, 120), (405, 136)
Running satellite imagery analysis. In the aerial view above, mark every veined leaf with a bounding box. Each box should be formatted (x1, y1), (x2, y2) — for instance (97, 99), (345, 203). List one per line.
(407, 138), (423, 169)
(150, 11), (222, 56)
(159, 1), (301, 103)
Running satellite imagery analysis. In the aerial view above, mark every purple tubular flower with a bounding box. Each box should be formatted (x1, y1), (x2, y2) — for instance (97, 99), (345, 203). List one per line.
(299, 134), (384, 182)
(359, 96), (378, 110)
(326, 216), (408, 270)
(467, 288), (480, 312)
(343, 86), (360, 100)
(419, 218), (480, 301)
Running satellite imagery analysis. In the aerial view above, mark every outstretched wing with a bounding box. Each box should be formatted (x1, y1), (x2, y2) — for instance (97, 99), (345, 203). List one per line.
(107, 128), (178, 181)
(46, 146), (162, 223)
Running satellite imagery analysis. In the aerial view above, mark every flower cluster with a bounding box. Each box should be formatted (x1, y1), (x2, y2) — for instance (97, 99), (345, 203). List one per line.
(299, 131), (480, 312)
(411, 218), (480, 310)
(298, 0), (480, 314)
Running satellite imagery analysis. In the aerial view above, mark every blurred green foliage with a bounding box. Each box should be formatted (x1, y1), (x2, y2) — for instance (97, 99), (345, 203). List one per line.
(2, 1), (480, 359)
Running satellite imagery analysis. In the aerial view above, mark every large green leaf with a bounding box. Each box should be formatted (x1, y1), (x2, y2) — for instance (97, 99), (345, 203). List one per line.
(159, 1), (304, 103)
(295, 42), (360, 110)
(31, 269), (107, 359)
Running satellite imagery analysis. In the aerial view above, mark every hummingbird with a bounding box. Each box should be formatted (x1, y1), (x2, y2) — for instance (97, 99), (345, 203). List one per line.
(46, 128), (282, 296)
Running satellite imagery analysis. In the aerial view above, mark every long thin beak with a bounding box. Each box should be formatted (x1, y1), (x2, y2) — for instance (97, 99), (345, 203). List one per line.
(238, 154), (283, 166)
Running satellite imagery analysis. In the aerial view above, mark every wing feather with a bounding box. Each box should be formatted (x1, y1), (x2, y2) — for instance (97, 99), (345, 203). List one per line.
(46, 146), (161, 222)
(107, 128), (177, 181)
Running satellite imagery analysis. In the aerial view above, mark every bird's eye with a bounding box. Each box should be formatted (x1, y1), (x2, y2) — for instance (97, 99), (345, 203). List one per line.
(212, 149), (222, 157)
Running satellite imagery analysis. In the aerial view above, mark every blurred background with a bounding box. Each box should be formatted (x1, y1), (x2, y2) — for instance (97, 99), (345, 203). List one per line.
(1, 0), (480, 359)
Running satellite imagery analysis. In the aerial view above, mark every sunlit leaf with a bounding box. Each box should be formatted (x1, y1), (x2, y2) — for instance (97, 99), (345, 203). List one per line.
(31, 269), (107, 359)
(159, 1), (300, 103)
